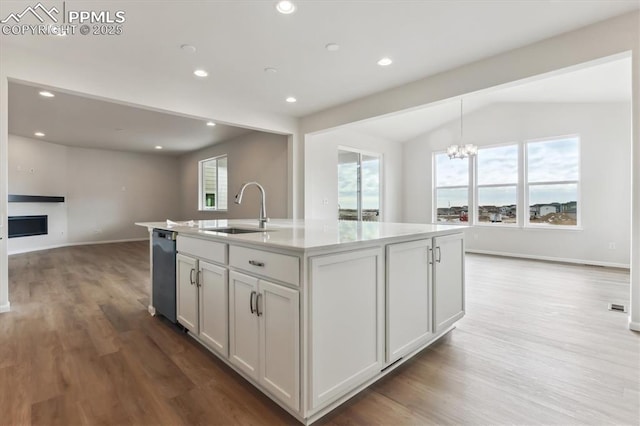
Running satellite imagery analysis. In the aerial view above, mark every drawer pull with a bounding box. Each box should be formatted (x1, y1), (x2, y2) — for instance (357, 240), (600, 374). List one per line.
(256, 293), (263, 317)
(249, 260), (265, 267)
(250, 291), (257, 314)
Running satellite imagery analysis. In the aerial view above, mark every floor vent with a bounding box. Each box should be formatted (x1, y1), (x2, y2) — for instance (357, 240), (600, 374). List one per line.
(608, 303), (627, 313)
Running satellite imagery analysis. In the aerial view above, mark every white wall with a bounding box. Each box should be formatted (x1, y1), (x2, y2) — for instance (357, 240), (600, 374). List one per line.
(403, 102), (631, 267)
(305, 129), (403, 222)
(8, 135), (182, 253)
(179, 131), (289, 221)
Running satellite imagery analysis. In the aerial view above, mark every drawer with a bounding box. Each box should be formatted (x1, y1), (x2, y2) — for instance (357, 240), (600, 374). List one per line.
(177, 235), (227, 264)
(229, 245), (299, 286)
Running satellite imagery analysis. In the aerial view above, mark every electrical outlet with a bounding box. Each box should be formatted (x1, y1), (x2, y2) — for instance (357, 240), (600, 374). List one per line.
(608, 242), (616, 250)
(322, 198), (329, 205)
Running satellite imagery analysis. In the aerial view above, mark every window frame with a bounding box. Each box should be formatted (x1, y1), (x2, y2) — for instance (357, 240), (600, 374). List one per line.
(337, 146), (383, 222)
(432, 134), (582, 230)
(524, 134), (581, 229)
(198, 154), (228, 212)
(474, 141), (520, 228)
(432, 151), (470, 225)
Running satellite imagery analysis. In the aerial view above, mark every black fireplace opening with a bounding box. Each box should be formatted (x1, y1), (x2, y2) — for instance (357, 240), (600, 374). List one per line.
(8, 215), (48, 238)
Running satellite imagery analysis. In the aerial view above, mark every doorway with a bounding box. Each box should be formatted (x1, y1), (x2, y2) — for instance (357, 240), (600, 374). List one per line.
(338, 148), (381, 221)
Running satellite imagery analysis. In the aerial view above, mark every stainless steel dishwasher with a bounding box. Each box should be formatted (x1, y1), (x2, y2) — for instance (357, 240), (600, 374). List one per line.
(152, 229), (177, 323)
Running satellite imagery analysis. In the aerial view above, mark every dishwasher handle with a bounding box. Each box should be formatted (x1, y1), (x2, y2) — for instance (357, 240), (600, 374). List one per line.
(153, 229), (176, 240)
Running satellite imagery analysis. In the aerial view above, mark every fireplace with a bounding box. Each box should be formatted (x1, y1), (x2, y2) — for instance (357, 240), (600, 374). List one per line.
(8, 215), (48, 238)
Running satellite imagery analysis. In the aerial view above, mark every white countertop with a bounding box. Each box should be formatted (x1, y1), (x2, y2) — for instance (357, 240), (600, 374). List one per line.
(135, 219), (467, 251)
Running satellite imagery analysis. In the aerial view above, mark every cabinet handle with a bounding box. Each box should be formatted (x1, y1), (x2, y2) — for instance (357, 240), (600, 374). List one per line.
(435, 246), (442, 263)
(249, 260), (265, 267)
(428, 247), (433, 265)
(256, 293), (263, 317)
(196, 270), (202, 287)
(250, 291), (257, 314)
(189, 268), (195, 285)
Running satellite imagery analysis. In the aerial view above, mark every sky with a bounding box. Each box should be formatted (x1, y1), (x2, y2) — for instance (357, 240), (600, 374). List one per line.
(436, 137), (579, 208)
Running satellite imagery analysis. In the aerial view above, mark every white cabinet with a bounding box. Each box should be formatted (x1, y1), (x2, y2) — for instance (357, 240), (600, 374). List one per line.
(386, 239), (433, 363)
(176, 253), (229, 357)
(433, 233), (465, 332)
(164, 228), (465, 423)
(229, 271), (300, 411)
(228, 272), (259, 378)
(198, 261), (229, 354)
(308, 248), (384, 410)
(177, 253), (199, 332)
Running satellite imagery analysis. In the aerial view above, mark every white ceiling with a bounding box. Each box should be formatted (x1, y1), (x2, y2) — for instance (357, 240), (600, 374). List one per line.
(8, 82), (256, 154)
(1, 1), (637, 119)
(346, 56), (632, 143)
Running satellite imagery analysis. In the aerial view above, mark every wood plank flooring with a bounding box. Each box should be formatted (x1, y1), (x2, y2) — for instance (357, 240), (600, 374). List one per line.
(2, 242), (638, 425)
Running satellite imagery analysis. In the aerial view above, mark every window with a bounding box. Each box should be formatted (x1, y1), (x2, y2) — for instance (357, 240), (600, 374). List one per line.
(526, 136), (579, 226)
(432, 135), (580, 228)
(476, 144), (518, 225)
(199, 155), (228, 211)
(338, 148), (381, 221)
(434, 153), (468, 223)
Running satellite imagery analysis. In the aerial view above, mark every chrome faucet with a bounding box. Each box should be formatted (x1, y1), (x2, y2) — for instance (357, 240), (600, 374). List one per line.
(235, 182), (269, 229)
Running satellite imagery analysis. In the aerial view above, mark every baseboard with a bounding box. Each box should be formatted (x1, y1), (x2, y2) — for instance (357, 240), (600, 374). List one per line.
(629, 320), (640, 332)
(0, 302), (10, 313)
(8, 238), (148, 255)
(465, 249), (630, 269)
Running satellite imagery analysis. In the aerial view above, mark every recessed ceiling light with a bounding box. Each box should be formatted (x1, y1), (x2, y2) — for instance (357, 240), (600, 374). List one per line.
(325, 43), (340, 52)
(286, 97), (297, 103)
(264, 67), (278, 73)
(180, 44), (196, 53)
(377, 57), (393, 66)
(206, 121), (216, 127)
(34, 132), (45, 137)
(155, 145), (163, 150)
(194, 69), (208, 77)
(276, 0), (296, 14)
(39, 91), (55, 98)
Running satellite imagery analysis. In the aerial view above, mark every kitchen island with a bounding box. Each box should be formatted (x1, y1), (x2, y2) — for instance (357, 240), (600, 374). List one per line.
(136, 219), (466, 424)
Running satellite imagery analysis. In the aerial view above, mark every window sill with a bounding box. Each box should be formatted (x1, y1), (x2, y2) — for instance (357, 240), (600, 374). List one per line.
(473, 223), (520, 228)
(524, 225), (583, 231)
(199, 209), (228, 213)
(469, 223), (583, 231)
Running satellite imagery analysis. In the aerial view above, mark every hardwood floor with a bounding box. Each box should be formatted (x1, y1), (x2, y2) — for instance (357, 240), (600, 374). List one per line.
(2, 243), (638, 425)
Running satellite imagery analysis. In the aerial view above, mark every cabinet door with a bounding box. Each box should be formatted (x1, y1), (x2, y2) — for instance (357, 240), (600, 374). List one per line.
(229, 271), (260, 380)
(433, 233), (465, 332)
(309, 248), (384, 410)
(198, 261), (228, 357)
(259, 280), (299, 411)
(177, 253), (198, 333)
(386, 239), (433, 363)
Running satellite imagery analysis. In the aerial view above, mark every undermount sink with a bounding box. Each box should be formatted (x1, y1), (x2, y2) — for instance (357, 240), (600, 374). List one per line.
(202, 227), (266, 234)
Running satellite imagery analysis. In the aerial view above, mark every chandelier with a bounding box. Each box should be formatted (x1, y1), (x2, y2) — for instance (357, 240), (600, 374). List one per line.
(447, 99), (477, 160)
